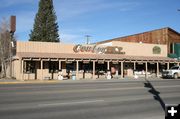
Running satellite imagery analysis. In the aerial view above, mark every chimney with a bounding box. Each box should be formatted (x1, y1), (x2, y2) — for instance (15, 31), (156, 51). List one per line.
(10, 16), (16, 33)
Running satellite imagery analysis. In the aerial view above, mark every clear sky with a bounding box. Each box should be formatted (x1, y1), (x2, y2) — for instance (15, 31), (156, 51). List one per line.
(0, 0), (180, 44)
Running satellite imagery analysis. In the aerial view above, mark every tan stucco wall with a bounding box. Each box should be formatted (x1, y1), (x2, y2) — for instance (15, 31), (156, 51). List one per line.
(17, 41), (167, 57)
(12, 59), (22, 80)
(17, 41), (75, 54)
(110, 41), (167, 57)
(13, 41), (168, 80)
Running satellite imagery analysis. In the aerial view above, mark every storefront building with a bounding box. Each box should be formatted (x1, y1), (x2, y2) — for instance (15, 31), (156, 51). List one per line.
(168, 43), (180, 59)
(11, 40), (179, 80)
(97, 27), (180, 55)
(9, 27), (180, 80)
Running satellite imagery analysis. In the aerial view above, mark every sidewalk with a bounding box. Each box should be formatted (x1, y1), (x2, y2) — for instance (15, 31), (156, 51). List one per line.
(0, 78), (61, 84)
(0, 77), (173, 85)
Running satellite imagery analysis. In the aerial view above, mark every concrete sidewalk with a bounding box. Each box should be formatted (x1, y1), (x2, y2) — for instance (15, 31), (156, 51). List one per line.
(0, 77), (175, 85)
(0, 78), (61, 84)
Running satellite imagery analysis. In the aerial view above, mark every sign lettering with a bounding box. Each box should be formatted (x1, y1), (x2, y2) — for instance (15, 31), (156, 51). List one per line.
(73, 44), (125, 54)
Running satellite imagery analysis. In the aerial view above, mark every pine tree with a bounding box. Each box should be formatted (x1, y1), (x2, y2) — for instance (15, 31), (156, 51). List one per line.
(29, 0), (60, 42)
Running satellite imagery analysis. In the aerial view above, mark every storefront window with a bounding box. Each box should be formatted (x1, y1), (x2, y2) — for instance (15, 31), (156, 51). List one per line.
(96, 63), (107, 74)
(66, 62), (75, 72)
(170, 43), (174, 54)
(82, 63), (93, 73)
(25, 61), (36, 73)
(48, 61), (59, 73)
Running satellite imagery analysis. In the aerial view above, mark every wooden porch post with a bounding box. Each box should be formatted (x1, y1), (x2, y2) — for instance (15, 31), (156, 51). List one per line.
(40, 59), (43, 80)
(134, 62), (136, 70)
(21, 59), (24, 80)
(107, 61), (110, 70)
(157, 62), (159, 78)
(59, 60), (61, 70)
(93, 61), (95, 79)
(145, 62), (148, 79)
(76, 60), (79, 80)
(167, 62), (169, 70)
(121, 61), (124, 78)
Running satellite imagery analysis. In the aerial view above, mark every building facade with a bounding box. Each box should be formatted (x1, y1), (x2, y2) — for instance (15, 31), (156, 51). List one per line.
(97, 27), (180, 56)
(168, 43), (180, 59)
(11, 40), (179, 80)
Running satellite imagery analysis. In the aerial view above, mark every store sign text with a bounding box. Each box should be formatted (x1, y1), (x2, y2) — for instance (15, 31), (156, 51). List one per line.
(73, 44), (125, 54)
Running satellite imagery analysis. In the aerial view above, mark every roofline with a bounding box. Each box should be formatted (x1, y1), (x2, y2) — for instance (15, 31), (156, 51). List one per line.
(96, 27), (180, 44)
(167, 27), (180, 35)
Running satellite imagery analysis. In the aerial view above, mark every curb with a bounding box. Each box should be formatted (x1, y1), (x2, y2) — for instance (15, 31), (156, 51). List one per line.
(0, 80), (61, 85)
(0, 78), (178, 85)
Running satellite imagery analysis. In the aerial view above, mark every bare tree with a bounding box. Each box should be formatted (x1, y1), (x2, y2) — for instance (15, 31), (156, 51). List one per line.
(0, 18), (11, 78)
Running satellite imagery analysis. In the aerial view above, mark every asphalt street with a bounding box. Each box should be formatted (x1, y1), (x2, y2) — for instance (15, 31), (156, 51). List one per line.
(0, 79), (180, 119)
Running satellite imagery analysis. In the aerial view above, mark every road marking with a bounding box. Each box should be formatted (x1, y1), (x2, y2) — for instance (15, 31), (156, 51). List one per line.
(38, 100), (105, 107)
(1, 94), (180, 111)
(4, 84), (180, 95)
(104, 93), (180, 103)
(156, 85), (180, 88)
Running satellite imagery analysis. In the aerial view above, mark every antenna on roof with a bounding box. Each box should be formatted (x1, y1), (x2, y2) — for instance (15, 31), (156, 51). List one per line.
(85, 35), (91, 44)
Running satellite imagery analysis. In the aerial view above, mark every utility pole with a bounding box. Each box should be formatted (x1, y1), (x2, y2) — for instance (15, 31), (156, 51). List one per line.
(9, 16), (16, 78)
(85, 35), (91, 44)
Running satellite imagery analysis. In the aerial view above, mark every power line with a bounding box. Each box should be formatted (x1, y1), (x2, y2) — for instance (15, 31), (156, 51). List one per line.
(85, 35), (91, 44)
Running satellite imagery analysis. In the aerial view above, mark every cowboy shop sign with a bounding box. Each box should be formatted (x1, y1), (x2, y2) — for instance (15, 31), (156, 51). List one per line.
(73, 44), (125, 54)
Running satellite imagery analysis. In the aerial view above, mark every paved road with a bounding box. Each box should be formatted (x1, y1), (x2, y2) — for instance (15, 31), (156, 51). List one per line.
(0, 79), (180, 119)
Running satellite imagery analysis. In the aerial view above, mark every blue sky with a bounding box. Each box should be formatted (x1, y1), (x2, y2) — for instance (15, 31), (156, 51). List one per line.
(0, 0), (180, 44)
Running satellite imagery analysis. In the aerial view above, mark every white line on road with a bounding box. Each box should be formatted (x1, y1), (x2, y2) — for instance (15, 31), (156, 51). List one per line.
(38, 100), (105, 107)
(155, 85), (180, 88)
(5, 84), (180, 95)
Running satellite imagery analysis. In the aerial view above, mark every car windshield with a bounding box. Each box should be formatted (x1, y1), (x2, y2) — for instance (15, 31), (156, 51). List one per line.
(170, 66), (179, 70)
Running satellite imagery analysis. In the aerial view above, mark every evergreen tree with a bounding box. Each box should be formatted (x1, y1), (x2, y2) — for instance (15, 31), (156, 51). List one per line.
(29, 0), (60, 42)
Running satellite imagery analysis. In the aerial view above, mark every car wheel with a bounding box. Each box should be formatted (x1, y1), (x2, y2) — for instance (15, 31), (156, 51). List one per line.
(174, 73), (178, 79)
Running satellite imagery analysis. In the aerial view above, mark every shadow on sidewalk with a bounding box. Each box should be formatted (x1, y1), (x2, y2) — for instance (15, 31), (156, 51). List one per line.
(144, 79), (165, 111)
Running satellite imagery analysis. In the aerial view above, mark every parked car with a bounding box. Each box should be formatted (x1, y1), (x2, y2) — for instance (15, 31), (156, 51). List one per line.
(162, 66), (180, 79)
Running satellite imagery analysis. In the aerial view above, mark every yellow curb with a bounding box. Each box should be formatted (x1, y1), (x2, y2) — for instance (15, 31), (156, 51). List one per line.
(0, 80), (61, 85)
